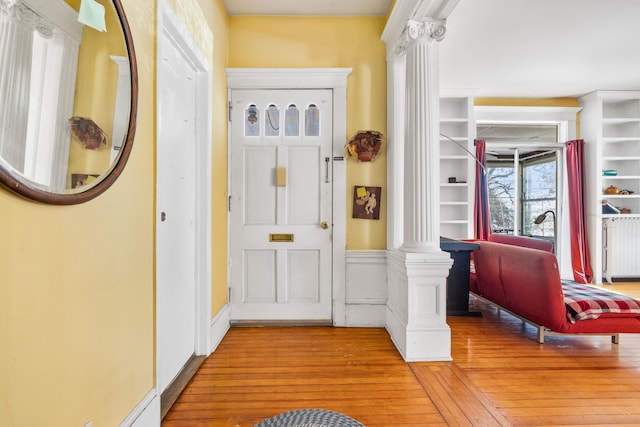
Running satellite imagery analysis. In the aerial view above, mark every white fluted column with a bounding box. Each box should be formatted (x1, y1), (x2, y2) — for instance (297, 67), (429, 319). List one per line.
(400, 19), (446, 252)
(0, 0), (52, 171)
(385, 48), (406, 250)
(384, 17), (453, 362)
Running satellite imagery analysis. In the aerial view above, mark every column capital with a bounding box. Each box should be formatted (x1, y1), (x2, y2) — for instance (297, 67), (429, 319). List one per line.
(0, 0), (53, 38)
(395, 19), (447, 56)
(0, 0), (17, 13)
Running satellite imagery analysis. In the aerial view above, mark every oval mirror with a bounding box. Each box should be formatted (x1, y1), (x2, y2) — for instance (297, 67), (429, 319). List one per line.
(0, 0), (137, 204)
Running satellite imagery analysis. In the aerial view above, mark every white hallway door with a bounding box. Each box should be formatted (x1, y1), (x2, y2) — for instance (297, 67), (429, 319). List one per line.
(230, 89), (334, 322)
(156, 26), (197, 393)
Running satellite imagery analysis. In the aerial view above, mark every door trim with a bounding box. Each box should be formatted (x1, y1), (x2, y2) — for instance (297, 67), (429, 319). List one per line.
(156, 0), (213, 393)
(226, 68), (352, 326)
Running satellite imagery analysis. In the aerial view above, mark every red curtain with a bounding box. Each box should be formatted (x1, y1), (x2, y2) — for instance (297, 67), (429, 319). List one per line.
(565, 139), (593, 283)
(474, 139), (491, 240)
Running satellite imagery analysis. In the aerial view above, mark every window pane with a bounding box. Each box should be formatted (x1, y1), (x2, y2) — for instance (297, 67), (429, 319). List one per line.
(265, 104), (280, 136)
(523, 159), (556, 237)
(487, 165), (515, 234)
(245, 104), (259, 136)
(305, 104), (320, 136)
(285, 104), (299, 136)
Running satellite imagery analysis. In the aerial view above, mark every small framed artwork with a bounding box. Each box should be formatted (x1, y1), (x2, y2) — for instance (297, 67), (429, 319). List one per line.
(352, 186), (382, 220)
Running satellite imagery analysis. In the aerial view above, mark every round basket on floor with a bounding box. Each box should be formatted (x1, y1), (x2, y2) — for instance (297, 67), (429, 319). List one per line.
(253, 408), (365, 427)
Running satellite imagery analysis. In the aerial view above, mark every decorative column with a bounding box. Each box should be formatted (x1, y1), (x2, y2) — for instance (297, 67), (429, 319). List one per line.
(401, 19), (446, 252)
(385, 47), (406, 251)
(0, 0), (52, 171)
(384, 18), (453, 362)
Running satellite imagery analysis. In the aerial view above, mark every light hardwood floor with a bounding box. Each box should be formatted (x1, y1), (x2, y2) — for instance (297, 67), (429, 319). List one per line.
(163, 282), (640, 426)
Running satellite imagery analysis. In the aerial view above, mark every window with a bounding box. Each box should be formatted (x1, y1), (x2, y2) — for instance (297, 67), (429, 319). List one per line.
(305, 104), (320, 136)
(265, 104), (280, 136)
(245, 104), (259, 136)
(487, 161), (515, 234)
(522, 154), (557, 238)
(285, 104), (299, 136)
(245, 102), (321, 138)
(480, 124), (560, 244)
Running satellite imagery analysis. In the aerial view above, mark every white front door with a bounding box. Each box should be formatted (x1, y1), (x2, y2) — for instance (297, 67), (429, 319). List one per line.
(156, 25), (197, 393)
(230, 89), (333, 322)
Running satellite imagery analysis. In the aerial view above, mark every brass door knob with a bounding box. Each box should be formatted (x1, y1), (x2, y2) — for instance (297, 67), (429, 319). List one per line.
(320, 221), (329, 229)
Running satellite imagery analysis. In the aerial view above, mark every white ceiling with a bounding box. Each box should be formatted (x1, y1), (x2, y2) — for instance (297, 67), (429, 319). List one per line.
(224, 0), (640, 98)
(441, 0), (640, 98)
(222, 0), (393, 16)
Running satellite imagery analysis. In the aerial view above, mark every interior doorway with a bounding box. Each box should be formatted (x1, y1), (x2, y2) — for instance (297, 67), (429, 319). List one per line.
(156, 0), (212, 415)
(479, 123), (563, 252)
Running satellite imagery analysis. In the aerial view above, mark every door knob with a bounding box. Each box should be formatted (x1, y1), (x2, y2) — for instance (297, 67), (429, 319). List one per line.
(320, 221), (329, 229)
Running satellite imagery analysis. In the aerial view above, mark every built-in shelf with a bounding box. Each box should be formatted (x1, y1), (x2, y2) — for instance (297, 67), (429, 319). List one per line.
(580, 90), (640, 284)
(439, 93), (475, 240)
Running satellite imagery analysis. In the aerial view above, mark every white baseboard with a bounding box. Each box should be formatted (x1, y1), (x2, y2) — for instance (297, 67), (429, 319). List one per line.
(210, 303), (231, 353)
(119, 307), (230, 427)
(345, 303), (386, 326)
(119, 389), (160, 427)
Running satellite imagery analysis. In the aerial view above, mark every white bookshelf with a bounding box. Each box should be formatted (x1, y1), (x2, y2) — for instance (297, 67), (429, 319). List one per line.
(580, 91), (640, 283)
(439, 93), (476, 239)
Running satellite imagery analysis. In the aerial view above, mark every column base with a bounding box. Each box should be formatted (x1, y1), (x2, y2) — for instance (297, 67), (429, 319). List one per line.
(385, 249), (453, 361)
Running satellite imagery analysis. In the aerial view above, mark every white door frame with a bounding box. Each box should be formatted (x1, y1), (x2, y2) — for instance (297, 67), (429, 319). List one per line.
(156, 0), (213, 387)
(226, 68), (352, 326)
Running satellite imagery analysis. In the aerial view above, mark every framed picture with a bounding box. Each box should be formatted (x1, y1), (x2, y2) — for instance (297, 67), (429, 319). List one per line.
(352, 186), (381, 220)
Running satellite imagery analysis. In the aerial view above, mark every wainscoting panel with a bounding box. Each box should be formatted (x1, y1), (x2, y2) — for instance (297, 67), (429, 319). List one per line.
(345, 250), (388, 326)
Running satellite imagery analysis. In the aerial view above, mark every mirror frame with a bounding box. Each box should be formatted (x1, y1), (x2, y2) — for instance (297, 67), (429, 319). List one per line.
(0, 0), (138, 205)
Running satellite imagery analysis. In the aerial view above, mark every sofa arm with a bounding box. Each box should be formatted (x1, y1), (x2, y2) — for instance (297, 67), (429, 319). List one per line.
(474, 242), (567, 329)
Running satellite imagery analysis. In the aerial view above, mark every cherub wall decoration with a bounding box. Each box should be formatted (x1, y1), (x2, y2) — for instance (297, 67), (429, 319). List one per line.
(352, 186), (382, 220)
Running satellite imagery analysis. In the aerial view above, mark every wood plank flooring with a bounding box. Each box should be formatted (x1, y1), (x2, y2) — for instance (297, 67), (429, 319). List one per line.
(163, 283), (640, 426)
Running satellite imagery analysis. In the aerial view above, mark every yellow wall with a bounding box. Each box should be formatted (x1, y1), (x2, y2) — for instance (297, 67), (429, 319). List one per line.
(2, 5), (385, 425)
(193, 0), (230, 318)
(0, 0), (229, 425)
(0, 0), (155, 424)
(474, 97), (580, 108)
(228, 16), (388, 250)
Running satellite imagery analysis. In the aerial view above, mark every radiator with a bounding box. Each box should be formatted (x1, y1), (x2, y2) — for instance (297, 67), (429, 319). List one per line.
(603, 217), (640, 283)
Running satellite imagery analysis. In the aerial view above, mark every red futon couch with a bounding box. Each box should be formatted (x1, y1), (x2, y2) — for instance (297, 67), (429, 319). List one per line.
(470, 239), (640, 343)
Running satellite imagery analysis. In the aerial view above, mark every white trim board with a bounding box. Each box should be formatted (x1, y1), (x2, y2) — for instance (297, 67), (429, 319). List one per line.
(210, 304), (231, 353)
(118, 389), (160, 427)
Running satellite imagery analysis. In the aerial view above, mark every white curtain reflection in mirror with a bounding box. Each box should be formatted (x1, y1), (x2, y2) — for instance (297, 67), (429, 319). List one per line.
(0, 0), (81, 190)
